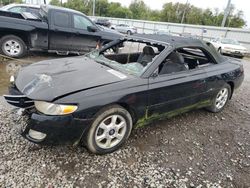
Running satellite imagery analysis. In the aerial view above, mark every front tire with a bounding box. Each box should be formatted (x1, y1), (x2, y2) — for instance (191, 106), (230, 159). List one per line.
(206, 84), (231, 113)
(0, 35), (27, 58)
(86, 105), (132, 154)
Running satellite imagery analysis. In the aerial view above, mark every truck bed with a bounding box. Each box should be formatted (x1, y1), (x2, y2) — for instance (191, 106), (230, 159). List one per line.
(0, 10), (48, 31)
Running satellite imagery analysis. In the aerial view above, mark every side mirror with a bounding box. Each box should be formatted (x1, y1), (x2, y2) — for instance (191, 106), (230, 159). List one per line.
(87, 25), (98, 32)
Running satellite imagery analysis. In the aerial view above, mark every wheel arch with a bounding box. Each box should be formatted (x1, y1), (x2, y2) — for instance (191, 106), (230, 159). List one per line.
(116, 102), (138, 124)
(89, 102), (138, 126)
(227, 81), (234, 99)
(0, 31), (30, 48)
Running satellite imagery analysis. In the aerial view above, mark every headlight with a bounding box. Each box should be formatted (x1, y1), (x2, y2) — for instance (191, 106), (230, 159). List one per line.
(34, 101), (78, 115)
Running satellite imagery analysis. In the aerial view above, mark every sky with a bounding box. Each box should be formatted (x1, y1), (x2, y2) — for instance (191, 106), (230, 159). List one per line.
(109, 0), (250, 27)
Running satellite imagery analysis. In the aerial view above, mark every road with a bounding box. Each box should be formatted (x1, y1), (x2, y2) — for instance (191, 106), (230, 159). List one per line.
(0, 54), (250, 187)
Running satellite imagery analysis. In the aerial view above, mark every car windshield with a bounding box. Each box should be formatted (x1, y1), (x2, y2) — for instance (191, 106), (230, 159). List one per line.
(221, 38), (240, 45)
(86, 40), (165, 76)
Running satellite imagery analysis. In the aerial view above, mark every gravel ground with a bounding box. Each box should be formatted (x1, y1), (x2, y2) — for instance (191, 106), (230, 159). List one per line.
(0, 55), (250, 187)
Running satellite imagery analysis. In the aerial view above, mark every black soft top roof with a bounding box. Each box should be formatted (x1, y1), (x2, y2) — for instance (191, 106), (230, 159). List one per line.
(127, 34), (206, 48)
(119, 34), (225, 63)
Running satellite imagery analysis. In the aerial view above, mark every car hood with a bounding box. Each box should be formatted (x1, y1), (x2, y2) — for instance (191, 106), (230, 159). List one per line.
(15, 56), (131, 101)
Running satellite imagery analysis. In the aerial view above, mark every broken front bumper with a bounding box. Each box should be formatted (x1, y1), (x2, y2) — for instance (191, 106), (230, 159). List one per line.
(19, 110), (92, 145)
(5, 85), (92, 145)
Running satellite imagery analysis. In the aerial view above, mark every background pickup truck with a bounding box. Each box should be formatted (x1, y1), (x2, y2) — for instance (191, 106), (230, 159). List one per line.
(0, 5), (122, 58)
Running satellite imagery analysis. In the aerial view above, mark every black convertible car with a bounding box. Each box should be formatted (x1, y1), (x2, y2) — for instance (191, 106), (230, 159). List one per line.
(4, 34), (244, 154)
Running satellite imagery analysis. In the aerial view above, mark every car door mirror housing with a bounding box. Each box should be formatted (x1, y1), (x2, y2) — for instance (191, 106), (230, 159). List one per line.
(87, 25), (98, 32)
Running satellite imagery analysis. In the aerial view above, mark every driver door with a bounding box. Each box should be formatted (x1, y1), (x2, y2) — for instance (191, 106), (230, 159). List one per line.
(71, 14), (101, 53)
(147, 54), (209, 117)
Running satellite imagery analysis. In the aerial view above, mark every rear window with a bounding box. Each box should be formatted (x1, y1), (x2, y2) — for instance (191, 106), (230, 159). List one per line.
(54, 11), (70, 28)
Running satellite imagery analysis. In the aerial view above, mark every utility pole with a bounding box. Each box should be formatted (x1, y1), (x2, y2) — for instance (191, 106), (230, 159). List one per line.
(176, 2), (180, 20)
(221, 0), (232, 27)
(92, 0), (96, 16)
(181, 0), (188, 24)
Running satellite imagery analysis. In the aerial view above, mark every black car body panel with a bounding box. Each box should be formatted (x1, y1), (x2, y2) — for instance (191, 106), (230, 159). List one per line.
(22, 112), (92, 145)
(0, 5), (122, 55)
(14, 56), (133, 101)
(4, 34), (244, 145)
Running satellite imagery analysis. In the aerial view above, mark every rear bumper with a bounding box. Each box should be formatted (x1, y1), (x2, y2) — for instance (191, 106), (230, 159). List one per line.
(21, 111), (93, 145)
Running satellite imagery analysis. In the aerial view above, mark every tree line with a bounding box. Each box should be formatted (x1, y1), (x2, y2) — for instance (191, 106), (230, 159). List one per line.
(1, 0), (246, 28)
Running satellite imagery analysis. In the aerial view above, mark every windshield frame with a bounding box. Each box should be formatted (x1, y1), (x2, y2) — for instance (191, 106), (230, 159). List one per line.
(86, 38), (167, 77)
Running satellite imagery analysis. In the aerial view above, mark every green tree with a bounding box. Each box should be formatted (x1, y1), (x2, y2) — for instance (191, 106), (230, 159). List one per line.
(107, 2), (132, 18)
(95, 0), (109, 16)
(160, 2), (246, 28)
(64, 0), (90, 14)
(1, 0), (22, 6)
(49, 0), (61, 6)
(129, 0), (149, 19)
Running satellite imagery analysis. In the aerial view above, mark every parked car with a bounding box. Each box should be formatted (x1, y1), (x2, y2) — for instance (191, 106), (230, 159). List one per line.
(180, 32), (201, 39)
(4, 34), (244, 154)
(0, 5), (122, 58)
(210, 38), (248, 58)
(97, 25), (122, 35)
(94, 18), (111, 27)
(110, 24), (137, 35)
(154, 29), (171, 36)
(0, 3), (40, 16)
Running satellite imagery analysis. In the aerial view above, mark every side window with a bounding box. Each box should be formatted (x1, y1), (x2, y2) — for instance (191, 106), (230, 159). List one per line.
(54, 11), (70, 28)
(158, 47), (215, 75)
(158, 51), (188, 75)
(73, 14), (94, 30)
(179, 47), (215, 67)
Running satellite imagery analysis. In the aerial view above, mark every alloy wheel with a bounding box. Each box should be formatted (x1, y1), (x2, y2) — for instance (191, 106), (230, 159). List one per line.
(95, 115), (127, 149)
(215, 88), (229, 110)
(3, 40), (21, 56)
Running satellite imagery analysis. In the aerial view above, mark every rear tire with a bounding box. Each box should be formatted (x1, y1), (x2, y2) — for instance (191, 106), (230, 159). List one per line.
(86, 105), (132, 154)
(0, 35), (27, 58)
(206, 84), (231, 113)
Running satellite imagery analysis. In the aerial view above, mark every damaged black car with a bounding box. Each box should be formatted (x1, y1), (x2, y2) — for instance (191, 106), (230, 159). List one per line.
(4, 34), (244, 154)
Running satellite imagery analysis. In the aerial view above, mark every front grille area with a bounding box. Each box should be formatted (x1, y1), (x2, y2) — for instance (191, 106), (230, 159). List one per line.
(4, 95), (34, 108)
